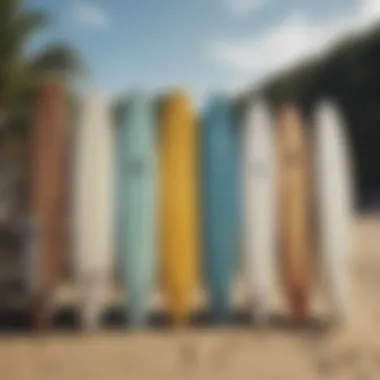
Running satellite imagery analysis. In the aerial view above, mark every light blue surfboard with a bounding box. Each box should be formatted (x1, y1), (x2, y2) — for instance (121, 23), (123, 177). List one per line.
(115, 93), (157, 327)
(201, 95), (239, 323)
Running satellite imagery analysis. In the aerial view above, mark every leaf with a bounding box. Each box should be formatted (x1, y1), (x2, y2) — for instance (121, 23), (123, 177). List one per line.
(30, 43), (85, 77)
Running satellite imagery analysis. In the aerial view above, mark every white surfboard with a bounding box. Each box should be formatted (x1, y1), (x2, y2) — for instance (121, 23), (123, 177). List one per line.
(242, 101), (276, 322)
(314, 100), (353, 321)
(72, 90), (114, 330)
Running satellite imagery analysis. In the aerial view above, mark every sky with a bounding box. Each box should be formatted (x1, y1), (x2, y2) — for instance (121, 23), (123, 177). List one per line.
(24, 0), (380, 104)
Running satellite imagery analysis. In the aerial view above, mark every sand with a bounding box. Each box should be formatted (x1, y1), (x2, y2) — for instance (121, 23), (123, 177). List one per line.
(1, 215), (380, 379)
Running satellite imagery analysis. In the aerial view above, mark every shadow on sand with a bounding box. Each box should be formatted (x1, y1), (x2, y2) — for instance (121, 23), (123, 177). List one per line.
(0, 306), (331, 335)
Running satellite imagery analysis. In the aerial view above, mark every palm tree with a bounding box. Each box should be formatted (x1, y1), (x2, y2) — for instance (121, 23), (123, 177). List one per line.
(0, 0), (84, 232)
(0, 0), (84, 129)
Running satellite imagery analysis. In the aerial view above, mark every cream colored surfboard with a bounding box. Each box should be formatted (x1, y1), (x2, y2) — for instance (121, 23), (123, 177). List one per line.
(72, 90), (114, 330)
(242, 101), (276, 322)
(314, 100), (353, 321)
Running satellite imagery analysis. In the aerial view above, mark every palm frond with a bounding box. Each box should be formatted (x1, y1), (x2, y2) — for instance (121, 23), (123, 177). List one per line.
(0, 0), (21, 25)
(30, 42), (85, 77)
(0, 11), (49, 61)
(14, 11), (49, 46)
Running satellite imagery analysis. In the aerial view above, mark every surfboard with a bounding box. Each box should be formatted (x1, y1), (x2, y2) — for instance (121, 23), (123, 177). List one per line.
(201, 95), (238, 322)
(242, 101), (276, 322)
(72, 91), (114, 330)
(314, 100), (352, 320)
(114, 101), (124, 277)
(115, 94), (157, 327)
(29, 79), (67, 329)
(276, 104), (311, 323)
(159, 90), (198, 325)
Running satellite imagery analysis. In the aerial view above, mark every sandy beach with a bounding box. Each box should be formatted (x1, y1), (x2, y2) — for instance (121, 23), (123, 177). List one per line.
(1, 214), (380, 379)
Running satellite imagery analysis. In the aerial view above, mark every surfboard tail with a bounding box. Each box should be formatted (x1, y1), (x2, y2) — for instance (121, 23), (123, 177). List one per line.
(328, 269), (349, 321)
(172, 312), (190, 326)
(80, 275), (108, 331)
(127, 293), (150, 328)
(30, 293), (52, 330)
(208, 288), (231, 323)
(166, 288), (192, 325)
(249, 292), (270, 324)
(210, 303), (230, 324)
(289, 291), (309, 325)
(26, 219), (52, 330)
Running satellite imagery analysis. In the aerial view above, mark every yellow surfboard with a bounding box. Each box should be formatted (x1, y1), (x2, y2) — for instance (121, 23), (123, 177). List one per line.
(277, 104), (311, 323)
(158, 90), (199, 325)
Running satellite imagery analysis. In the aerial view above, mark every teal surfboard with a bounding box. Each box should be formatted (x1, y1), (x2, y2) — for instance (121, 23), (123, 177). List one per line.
(115, 94), (157, 327)
(201, 95), (239, 322)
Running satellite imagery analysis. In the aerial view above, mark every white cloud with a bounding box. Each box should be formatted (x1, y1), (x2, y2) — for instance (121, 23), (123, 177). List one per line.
(224, 0), (265, 16)
(212, 0), (380, 81)
(72, 2), (110, 30)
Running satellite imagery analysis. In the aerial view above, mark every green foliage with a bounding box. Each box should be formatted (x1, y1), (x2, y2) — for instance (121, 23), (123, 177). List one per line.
(0, 0), (84, 129)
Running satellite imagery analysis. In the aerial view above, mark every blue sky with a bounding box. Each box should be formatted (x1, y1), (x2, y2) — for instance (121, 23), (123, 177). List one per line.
(24, 0), (380, 104)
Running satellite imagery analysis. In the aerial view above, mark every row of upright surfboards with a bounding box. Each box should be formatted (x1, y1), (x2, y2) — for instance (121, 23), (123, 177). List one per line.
(29, 83), (353, 330)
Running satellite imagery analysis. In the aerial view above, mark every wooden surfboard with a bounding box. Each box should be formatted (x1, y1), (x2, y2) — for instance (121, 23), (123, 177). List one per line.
(201, 95), (239, 322)
(159, 90), (198, 325)
(242, 101), (276, 322)
(116, 94), (157, 327)
(314, 100), (352, 321)
(72, 91), (114, 330)
(276, 104), (311, 323)
(29, 79), (67, 329)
